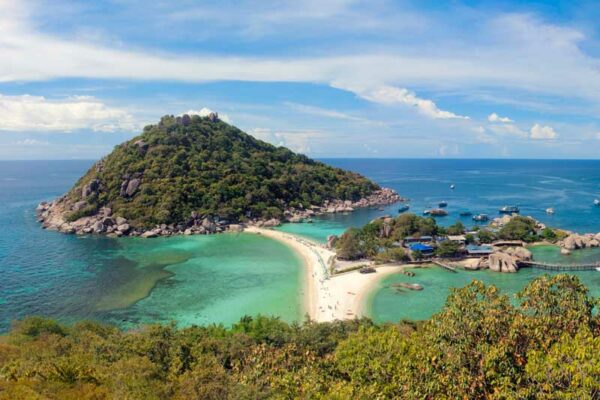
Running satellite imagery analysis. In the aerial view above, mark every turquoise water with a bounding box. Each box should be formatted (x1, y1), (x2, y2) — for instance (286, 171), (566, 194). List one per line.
(2, 159), (600, 331)
(369, 267), (600, 323)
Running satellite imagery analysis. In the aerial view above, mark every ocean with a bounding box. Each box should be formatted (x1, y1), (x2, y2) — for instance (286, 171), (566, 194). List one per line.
(1, 159), (600, 331)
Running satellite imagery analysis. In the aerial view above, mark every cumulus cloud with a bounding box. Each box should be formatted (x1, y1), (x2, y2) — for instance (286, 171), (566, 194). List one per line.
(0, 94), (138, 132)
(359, 86), (470, 120)
(182, 107), (232, 123)
(248, 127), (317, 154)
(488, 123), (528, 138)
(488, 112), (513, 123)
(530, 124), (557, 140)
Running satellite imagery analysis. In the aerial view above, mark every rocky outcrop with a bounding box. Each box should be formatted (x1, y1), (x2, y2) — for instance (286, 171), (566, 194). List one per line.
(558, 233), (600, 251)
(326, 235), (338, 249)
(489, 252), (519, 273)
(81, 179), (100, 199)
(38, 184), (402, 238)
(488, 247), (532, 273)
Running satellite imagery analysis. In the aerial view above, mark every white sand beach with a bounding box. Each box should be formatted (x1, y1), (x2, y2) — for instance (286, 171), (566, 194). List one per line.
(245, 227), (407, 322)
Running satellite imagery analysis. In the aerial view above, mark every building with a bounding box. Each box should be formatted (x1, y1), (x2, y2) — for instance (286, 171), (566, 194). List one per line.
(404, 236), (433, 244)
(446, 235), (466, 244)
(465, 244), (493, 256)
(409, 243), (434, 254)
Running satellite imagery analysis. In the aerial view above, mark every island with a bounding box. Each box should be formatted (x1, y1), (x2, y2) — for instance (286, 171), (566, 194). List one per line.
(36, 112), (400, 237)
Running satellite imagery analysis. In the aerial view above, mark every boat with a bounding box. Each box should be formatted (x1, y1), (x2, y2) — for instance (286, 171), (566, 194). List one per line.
(472, 214), (489, 222)
(398, 204), (410, 213)
(594, 199), (600, 206)
(438, 201), (448, 208)
(423, 208), (448, 216)
(306, 218), (313, 223)
(596, 267), (600, 272)
(450, 184), (455, 189)
(546, 208), (554, 214)
(499, 205), (520, 214)
(459, 211), (472, 216)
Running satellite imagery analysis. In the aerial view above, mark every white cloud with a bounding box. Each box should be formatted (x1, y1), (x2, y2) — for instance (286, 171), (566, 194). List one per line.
(530, 124), (557, 140)
(285, 102), (383, 125)
(0, 94), (138, 132)
(1, 2), (600, 111)
(182, 107), (232, 124)
(248, 127), (317, 154)
(488, 112), (513, 123)
(358, 86), (470, 120)
(13, 138), (49, 146)
(488, 123), (528, 138)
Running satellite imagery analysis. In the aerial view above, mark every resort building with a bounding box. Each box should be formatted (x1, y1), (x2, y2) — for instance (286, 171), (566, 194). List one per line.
(465, 244), (493, 256)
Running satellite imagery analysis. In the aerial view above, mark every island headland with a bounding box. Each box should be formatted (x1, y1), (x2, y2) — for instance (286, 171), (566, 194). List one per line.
(37, 113), (400, 237)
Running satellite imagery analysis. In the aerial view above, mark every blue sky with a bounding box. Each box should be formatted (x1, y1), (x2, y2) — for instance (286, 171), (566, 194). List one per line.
(0, 0), (599, 159)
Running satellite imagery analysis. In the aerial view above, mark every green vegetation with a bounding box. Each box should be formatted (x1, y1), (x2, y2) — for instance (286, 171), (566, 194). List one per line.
(434, 240), (461, 257)
(335, 214), (441, 260)
(66, 115), (378, 227)
(1, 275), (598, 399)
(498, 215), (539, 242)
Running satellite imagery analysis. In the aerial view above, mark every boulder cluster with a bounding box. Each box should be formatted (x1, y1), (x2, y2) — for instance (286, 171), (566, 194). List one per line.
(475, 246), (533, 273)
(37, 188), (402, 239)
(282, 188), (403, 223)
(558, 233), (600, 254)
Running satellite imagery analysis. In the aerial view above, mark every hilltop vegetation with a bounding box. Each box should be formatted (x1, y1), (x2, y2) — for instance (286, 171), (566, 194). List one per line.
(0, 275), (598, 399)
(62, 114), (378, 228)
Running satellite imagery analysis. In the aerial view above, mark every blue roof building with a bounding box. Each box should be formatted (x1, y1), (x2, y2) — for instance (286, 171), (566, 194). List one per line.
(409, 243), (434, 253)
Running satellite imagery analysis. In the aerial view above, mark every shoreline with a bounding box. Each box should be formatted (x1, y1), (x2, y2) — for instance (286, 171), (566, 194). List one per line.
(245, 227), (408, 322)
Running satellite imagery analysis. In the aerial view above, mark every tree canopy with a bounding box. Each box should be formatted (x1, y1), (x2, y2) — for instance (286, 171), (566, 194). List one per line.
(0, 275), (597, 399)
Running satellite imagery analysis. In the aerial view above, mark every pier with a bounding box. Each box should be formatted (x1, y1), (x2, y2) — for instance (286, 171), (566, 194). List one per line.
(520, 261), (599, 272)
(432, 259), (458, 272)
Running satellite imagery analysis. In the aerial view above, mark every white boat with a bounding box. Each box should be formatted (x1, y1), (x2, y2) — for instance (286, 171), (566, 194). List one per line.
(450, 184), (455, 189)
(595, 199), (600, 206)
(596, 267), (600, 272)
(546, 208), (554, 214)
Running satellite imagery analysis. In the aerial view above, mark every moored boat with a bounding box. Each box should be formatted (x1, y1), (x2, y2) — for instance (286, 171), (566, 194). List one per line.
(472, 214), (489, 222)
(398, 204), (410, 213)
(499, 205), (520, 214)
(546, 208), (554, 214)
(450, 184), (455, 189)
(594, 199), (600, 206)
(438, 201), (447, 208)
(459, 211), (472, 216)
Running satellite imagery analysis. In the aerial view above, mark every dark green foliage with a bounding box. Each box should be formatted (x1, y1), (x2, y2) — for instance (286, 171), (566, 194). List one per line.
(336, 213), (441, 260)
(498, 216), (538, 242)
(1, 275), (597, 399)
(447, 221), (465, 235)
(67, 115), (378, 227)
(477, 228), (496, 244)
(434, 240), (461, 257)
(540, 227), (557, 241)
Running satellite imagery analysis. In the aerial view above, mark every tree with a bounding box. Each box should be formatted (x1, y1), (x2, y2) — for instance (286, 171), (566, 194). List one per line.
(435, 241), (461, 258)
(335, 228), (364, 260)
(447, 221), (465, 235)
(477, 229), (496, 244)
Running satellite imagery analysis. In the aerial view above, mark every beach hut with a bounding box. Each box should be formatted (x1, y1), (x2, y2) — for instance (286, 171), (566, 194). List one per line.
(447, 235), (466, 244)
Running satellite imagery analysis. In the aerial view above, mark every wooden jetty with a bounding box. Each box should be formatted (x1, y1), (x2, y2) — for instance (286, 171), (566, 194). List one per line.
(520, 261), (599, 272)
(432, 259), (457, 272)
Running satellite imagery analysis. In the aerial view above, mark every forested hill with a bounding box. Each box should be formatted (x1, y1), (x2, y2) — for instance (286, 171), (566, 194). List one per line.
(52, 113), (379, 229)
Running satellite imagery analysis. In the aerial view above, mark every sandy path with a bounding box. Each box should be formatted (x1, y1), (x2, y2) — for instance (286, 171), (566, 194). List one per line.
(245, 227), (407, 322)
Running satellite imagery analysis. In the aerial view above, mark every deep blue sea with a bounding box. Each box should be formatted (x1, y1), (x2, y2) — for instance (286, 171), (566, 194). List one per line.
(2, 159), (600, 331)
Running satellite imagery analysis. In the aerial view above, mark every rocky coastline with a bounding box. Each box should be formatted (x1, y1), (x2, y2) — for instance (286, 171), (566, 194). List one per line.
(36, 188), (402, 238)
